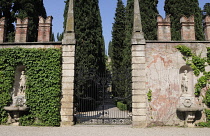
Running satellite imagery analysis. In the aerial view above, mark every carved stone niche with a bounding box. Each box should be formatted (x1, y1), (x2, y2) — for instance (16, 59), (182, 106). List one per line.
(179, 65), (193, 96)
(4, 65), (29, 125)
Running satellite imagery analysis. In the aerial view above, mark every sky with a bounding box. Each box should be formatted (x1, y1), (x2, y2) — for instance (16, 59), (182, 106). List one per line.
(43, 0), (209, 51)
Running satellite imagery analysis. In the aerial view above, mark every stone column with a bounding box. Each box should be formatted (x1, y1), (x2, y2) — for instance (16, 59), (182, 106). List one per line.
(131, 0), (147, 127)
(180, 16), (195, 41)
(37, 16), (53, 42)
(204, 16), (210, 41)
(0, 17), (6, 43)
(60, 0), (76, 126)
(157, 15), (171, 41)
(15, 18), (28, 42)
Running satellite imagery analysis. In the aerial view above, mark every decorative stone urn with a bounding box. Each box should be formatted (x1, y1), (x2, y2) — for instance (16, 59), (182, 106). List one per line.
(4, 68), (29, 125)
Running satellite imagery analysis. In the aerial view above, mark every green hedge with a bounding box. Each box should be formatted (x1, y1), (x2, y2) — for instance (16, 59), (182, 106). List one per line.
(0, 48), (62, 126)
(117, 101), (127, 111)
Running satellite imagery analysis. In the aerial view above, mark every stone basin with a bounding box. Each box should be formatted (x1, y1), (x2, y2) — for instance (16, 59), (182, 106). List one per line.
(4, 106), (29, 111)
(177, 107), (203, 112)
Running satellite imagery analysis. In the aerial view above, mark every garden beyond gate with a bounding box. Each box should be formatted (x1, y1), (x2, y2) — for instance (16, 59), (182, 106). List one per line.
(74, 69), (132, 125)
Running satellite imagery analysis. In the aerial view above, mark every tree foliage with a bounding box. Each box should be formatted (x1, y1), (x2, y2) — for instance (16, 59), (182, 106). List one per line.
(0, 0), (47, 42)
(203, 3), (210, 17)
(164, 0), (204, 41)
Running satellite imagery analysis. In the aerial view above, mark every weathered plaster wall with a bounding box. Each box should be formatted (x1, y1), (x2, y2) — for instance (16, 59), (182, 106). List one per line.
(145, 41), (210, 126)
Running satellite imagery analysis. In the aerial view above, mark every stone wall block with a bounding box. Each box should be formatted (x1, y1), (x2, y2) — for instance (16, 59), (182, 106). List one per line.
(63, 57), (75, 64)
(133, 109), (147, 116)
(180, 15), (195, 41)
(63, 51), (75, 57)
(62, 82), (74, 90)
(60, 108), (74, 116)
(0, 17), (6, 43)
(204, 16), (210, 41)
(132, 45), (145, 51)
(38, 16), (53, 42)
(157, 15), (171, 41)
(62, 70), (74, 77)
(62, 45), (75, 52)
(132, 57), (145, 64)
(132, 51), (145, 57)
(15, 17), (29, 42)
(132, 95), (146, 103)
(62, 63), (75, 70)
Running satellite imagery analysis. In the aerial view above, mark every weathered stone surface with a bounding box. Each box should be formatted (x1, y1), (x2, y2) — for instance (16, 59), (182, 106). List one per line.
(180, 16), (195, 41)
(15, 18), (28, 42)
(62, 52), (75, 57)
(62, 70), (74, 77)
(157, 15), (171, 41)
(62, 63), (74, 70)
(60, 108), (73, 116)
(63, 57), (75, 64)
(132, 81), (146, 90)
(61, 101), (74, 108)
(62, 45), (75, 52)
(62, 89), (74, 95)
(61, 94), (74, 102)
(132, 64), (145, 70)
(61, 115), (74, 122)
(37, 16), (52, 42)
(132, 57), (145, 64)
(132, 103), (147, 108)
(62, 82), (74, 90)
(132, 115), (147, 122)
(132, 89), (147, 95)
(133, 109), (147, 116)
(132, 51), (145, 57)
(132, 95), (146, 103)
(0, 17), (6, 43)
(62, 77), (74, 83)
(132, 45), (145, 51)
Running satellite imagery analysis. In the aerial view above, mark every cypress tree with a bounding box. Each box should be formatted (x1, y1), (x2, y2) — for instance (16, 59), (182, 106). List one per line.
(139, 0), (159, 40)
(203, 3), (210, 16)
(111, 0), (126, 98)
(12, 0), (47, 42)
(0, 0), (15, 42)
(67, 0), (105, 111)
(164, 0), (204, 40)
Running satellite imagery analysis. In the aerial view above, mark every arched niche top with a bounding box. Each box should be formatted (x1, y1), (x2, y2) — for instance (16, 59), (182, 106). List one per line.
(179, 65), (193, 74)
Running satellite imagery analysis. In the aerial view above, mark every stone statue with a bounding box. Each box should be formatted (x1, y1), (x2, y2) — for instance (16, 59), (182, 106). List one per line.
(19, 71), (26, 94)
(181, 70), (188, 93)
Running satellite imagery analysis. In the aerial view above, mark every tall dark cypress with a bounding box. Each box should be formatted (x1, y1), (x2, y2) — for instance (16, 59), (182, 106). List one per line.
(72, 0), (106, 110)
(165, 0), (204, 41)
(203, 3), (210, 16)
(0, 0), (16, 42)
(139, 0), (159, 40)
(111, 0), (127, 99)
(13, 0), (47, 42)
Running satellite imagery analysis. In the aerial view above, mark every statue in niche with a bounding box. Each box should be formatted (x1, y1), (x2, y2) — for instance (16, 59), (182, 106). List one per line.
(181, 70), (188, 93)
(18, 71), (26, 95)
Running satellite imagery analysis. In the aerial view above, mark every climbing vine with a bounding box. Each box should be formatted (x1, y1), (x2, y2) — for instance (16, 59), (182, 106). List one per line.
(0, 48), (62, 126)
(176, 45), (210, 127)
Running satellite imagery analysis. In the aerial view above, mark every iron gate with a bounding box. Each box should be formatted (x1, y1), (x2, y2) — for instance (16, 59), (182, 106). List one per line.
(74, 69), (132, 125)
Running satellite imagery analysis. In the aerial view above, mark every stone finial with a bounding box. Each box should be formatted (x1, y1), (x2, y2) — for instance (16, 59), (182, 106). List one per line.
(0, 17), (6, 43)
(204, 16), (210, 41)
(37, 16), (53, 42)
(62, 0), (76, 45)
(15, 17), (29, 42)
(180, 15), (195, 41)
(132, 0), (145, 44)
(157, 15), (171, 41)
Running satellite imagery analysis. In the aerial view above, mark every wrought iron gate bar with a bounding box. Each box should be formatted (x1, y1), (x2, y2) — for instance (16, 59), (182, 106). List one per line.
(74, 69), (132, 125)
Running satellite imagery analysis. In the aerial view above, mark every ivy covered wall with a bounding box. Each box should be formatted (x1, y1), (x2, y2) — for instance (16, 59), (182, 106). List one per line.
(0, 48), (62, 126)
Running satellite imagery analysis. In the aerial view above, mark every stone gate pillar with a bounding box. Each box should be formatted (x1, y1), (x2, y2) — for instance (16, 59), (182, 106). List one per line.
(131, 0), (147, 127)
(38, 16), (53, 42)
(61, 0), (76, 126)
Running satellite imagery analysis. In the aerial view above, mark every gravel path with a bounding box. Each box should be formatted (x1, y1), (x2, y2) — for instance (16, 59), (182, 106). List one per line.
(0, 125), (210, 136)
